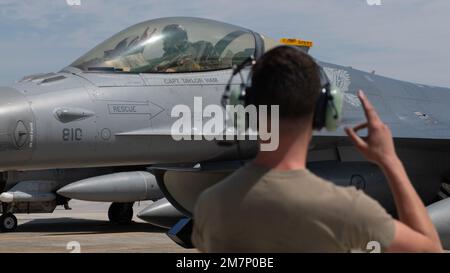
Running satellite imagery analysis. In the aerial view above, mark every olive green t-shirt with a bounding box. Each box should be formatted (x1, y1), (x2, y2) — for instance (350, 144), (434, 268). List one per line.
(192, 162), (395, 252)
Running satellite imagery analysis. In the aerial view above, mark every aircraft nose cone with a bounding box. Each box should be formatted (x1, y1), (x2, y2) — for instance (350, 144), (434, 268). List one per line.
(56, 183), (83, 199)
(0, 87), (35, 169)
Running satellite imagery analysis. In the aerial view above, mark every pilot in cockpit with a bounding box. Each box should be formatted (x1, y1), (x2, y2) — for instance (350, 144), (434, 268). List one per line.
(149, 24), (202, 72)
(75, 20), (225, 73)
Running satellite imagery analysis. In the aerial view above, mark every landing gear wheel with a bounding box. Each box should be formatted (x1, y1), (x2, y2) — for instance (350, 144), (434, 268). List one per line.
(108, 202), (134, 225)
(1, 213), (18, 232)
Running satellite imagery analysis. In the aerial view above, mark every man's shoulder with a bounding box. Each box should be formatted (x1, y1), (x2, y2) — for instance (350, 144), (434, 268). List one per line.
(196, 164), (368, 213)
(289, 170), (365, 209)
(305, 173), (389, 222)
(199, 166), (250, 195)
(196, 164), (262, 206)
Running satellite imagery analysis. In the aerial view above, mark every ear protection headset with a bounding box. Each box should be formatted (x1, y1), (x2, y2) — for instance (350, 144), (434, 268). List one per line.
(221, 49), (344, 131)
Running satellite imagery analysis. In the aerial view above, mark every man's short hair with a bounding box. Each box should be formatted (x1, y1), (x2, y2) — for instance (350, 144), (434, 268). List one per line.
(250, 46), (322, 119)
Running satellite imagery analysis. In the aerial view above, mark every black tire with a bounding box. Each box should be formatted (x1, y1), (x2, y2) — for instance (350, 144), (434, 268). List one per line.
(108, 203), (133, 225)
(1, 213), (18, 232)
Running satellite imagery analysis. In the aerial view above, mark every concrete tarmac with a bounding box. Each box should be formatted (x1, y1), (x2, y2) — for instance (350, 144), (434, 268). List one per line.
(0, 200), (197, 253)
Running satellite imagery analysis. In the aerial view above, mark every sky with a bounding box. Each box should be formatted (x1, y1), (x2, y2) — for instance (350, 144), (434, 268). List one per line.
(0, 0), (449, 87)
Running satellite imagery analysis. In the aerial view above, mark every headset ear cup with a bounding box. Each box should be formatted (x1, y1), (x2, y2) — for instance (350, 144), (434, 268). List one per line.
(324, 86), (344, 131)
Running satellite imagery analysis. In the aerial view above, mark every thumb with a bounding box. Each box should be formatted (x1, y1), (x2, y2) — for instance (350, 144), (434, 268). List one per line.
(345, 127), (369, 152)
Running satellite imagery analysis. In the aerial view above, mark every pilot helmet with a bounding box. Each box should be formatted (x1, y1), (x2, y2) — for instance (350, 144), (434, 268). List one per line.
(162, 24), (188, 52)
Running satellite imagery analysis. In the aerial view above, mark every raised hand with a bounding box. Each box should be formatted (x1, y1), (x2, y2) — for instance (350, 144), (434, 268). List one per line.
(344, 90), (398, 166)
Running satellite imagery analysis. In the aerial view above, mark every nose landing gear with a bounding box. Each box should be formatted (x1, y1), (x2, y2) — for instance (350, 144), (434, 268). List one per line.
(0, 212), (18, 232)
(1, 203), (17, 232)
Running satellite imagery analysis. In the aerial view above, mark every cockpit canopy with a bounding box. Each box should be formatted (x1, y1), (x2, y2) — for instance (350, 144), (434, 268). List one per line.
(71, 17), (275, 73)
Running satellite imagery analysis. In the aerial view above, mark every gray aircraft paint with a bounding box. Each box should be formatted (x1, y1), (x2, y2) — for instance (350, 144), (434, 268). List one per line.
(0, 167), (122, 214)
(428, 198), (450, 249)
(0, 68), (249, 170)
(57, 171), (163, 202)
(137, 198), (184, 229)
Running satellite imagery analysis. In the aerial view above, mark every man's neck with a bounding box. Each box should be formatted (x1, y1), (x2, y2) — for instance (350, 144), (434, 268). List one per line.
(253, 119), (311, 171)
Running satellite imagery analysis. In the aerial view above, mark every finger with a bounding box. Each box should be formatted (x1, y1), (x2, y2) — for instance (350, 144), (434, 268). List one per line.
(358, 90), (381, 123)
(353, 122), (368, 132)
(345, 127), (368, 151)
